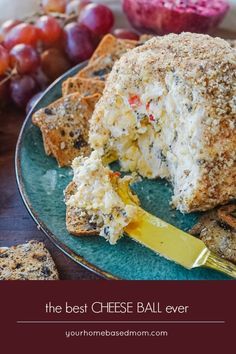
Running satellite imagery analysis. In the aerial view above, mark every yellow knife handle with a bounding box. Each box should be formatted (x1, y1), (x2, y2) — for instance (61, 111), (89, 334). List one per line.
(204, 252), (236, 279)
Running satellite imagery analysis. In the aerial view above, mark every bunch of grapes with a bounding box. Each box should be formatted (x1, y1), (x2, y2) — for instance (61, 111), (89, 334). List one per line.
(0, 0), (139, 111)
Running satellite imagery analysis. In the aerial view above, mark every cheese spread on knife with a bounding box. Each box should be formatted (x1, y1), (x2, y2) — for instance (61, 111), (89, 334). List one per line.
(89, 32), (236, 213)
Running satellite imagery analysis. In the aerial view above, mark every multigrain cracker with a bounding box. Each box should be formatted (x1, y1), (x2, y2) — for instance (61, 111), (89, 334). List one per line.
(41, 130), (52, 156)
(190, 205), (236, 264)
(78, 35), (138, 81)
(33, 93), (100, 167)
(78, 55), (113, 81)
(62, 77), (105, 96)
(0, 241), (59, 280)
(89, 34), (138, 63)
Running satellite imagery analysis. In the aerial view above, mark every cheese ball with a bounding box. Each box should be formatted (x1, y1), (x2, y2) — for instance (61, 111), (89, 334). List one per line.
(89, 33), (236, 213)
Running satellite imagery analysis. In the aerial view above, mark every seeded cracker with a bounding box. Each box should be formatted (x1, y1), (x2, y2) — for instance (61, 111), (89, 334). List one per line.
(78, 34), (138, 81)
(32, 93), (100, 167)
(0, 241), (59, 280)
(89, 34), (138, 63)
(190, 204), (236, 264)
(77, 55), (114, 81)
(62, 77), (105, 96)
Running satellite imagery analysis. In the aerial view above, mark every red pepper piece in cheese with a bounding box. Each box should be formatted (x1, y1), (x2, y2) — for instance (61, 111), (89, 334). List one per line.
(149, 114), (155, 122)
(128, 94), (141, 108)
(146, 100), (151, 111)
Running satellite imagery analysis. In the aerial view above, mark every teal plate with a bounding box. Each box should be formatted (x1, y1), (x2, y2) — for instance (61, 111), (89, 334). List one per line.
(15, 63), (229, 280)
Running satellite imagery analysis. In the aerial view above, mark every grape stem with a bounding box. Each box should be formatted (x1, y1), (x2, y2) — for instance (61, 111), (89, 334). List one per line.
(0, 68), (17, 86)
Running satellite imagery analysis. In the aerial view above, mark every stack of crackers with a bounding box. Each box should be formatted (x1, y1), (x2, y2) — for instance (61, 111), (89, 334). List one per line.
(32, 34), (141, 167)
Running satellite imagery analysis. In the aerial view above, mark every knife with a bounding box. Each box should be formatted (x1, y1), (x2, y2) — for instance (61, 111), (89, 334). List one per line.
(116, 178), (236, 279)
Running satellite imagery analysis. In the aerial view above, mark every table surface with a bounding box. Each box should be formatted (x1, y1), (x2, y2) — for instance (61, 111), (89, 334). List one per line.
(0, 29), (235, 280)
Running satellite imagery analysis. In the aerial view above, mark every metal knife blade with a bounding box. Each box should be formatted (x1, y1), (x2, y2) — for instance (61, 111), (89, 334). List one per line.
(125, 208), (209, 269)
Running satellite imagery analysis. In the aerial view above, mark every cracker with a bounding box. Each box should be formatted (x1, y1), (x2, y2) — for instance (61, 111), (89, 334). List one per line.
(78, 55), (113, 81)
(42, 131), (52, 156)
(89, 34), (138, 64)
(0, 241), (59, 280)
(65, 182), (100, 236)
(32, 93), (100, 167)
(78, 35), (138, 81)
(62, 77), (105, 96)
(190, 206), (236, 264)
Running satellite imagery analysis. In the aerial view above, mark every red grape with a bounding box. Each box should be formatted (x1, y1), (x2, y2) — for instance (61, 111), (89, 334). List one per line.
(33, 68), (50, 90)
(113, 28), (139, 40)
(0, 45), (10, 75)
(42, 0), (67, 13)
(79, 4), (114, 36)
(26, 91), (44, 113)
(10, 75), (38, 108)
(10, 44), (40, 75)
(41, 48), (71, 81)
(1, 19), (22, 37)
(64, 23), (96, 63)
(4, 23), (42, 50)
(36, 16), (62, 46)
